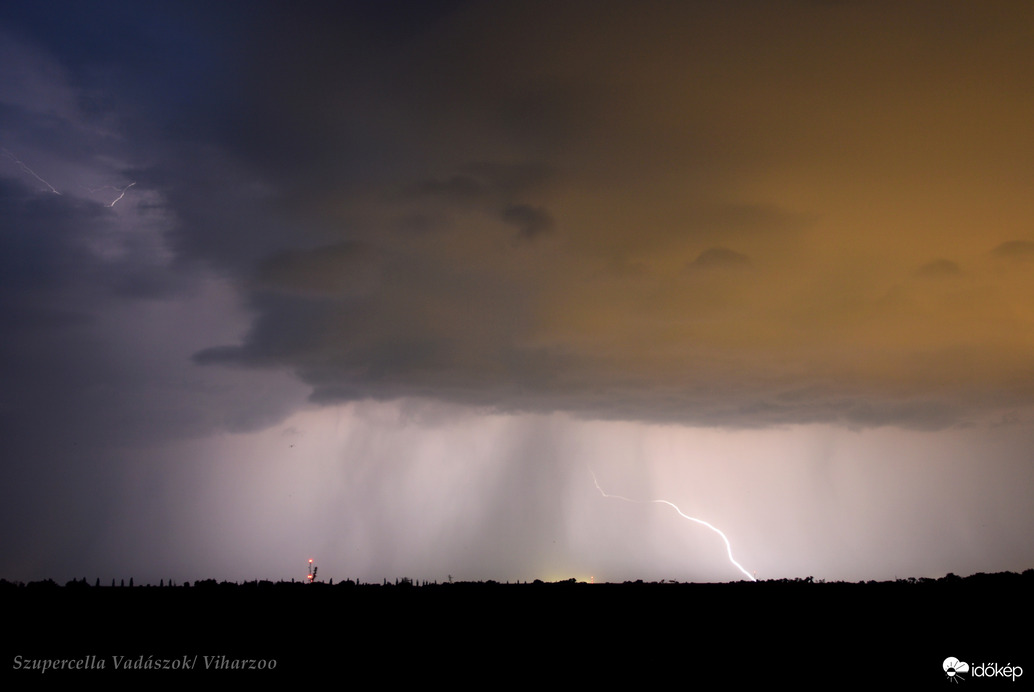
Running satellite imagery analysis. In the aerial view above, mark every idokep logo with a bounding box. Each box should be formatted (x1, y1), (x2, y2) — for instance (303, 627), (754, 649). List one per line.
(944, 656), (1024, 683)
(944, 657), (970, 683)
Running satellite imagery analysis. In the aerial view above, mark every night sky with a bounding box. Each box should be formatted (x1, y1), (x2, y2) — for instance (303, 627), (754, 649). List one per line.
(2, 0), (1034, 586)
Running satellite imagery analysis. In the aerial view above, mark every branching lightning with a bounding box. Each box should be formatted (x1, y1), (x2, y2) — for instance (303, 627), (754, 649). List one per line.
(107, 182), (135, 207)
(591, 468), (756, 582)
(2, 147), (61, 195)
(3, 147), (137, 207)
(81, 182), (137, 207)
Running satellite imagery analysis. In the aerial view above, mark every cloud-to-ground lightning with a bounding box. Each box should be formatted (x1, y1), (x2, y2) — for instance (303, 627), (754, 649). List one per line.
(2, 147), (61, 194)
(591, 468), (756, 582)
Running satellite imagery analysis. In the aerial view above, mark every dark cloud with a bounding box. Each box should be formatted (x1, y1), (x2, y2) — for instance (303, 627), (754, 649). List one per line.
(915, 259), (962, 278)
(410, 162), (553, 203)
(8, 0), (1034, 448)
(501, 203), (555, 240)
(462, 162), (554, 196)
(0, 181), (102, 290)
(159, 2), (1034, 431)
(690, 203), (813, 236)
(687, 247), (751, 270)
(992, 240), (1034, 260)
(256, 242), (378, 298)
(0, 172), (302, 442)
(411, 174), (488, 201)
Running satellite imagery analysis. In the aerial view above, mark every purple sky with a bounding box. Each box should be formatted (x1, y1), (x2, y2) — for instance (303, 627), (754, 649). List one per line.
(2, 1), (1033, 585)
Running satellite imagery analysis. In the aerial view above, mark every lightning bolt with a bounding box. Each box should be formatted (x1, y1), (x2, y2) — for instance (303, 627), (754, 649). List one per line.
(2, 147), (61, 195)
(3, 147), (137, 207)
(107, 181), (135, 207)
(591, 467), (756, 582)
(81, 182), (137, 207)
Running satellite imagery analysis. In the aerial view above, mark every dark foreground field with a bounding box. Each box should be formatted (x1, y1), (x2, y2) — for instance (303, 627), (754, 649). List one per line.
(3, 572), (1030, 686)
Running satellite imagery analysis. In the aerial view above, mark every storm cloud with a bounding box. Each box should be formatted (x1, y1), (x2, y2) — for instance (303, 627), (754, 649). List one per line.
(2, 1), (1034, 586)
(147, 1), (1034, 430)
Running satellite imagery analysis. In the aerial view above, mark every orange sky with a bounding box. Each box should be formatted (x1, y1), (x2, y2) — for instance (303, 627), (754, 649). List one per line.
(227, 0), (1034, 428)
